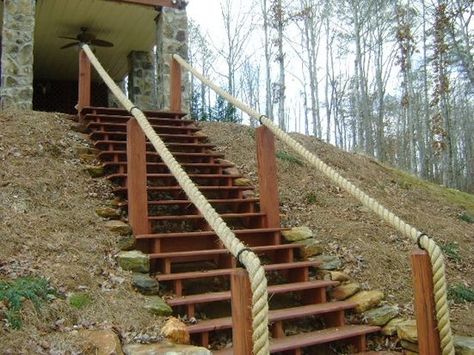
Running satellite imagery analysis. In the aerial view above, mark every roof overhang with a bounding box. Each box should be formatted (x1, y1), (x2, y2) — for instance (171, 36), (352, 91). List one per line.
(30, 0), (183, 82)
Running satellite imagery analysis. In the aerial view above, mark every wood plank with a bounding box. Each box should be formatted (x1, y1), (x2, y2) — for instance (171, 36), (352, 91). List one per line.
(410, 249), (441, 355)
(77, 49), (91, 114)
(256, 126), (280, 229)
(170, 58), (182, 111)
(108, 0), (183, 8)
(126, 118), (149, 235)
(231, 268), (253, 354)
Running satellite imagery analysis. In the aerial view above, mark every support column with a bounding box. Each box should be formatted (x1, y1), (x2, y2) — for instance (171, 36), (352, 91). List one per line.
(127, 51), (157, 110)
(155, 7), (189, 111)
(0, 0), (36, 110)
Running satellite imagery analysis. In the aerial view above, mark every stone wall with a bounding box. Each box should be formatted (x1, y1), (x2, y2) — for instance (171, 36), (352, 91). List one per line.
(127, 51), (157, 110)
(155, 8), (189, 111)
(1, 0), (36, 110)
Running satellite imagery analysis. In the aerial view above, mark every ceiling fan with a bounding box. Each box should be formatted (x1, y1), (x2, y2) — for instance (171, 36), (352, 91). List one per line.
(59, 27), (114, 49)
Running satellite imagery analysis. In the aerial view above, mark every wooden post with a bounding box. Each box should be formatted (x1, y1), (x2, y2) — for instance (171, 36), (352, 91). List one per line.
(231, 268), (253, 355)
(127, 118), (149, 235)
(411, 249), (441, 355)
(77, 49), (91, 114)
(256, 126), (280, 229)
(169, 58), (182, 112)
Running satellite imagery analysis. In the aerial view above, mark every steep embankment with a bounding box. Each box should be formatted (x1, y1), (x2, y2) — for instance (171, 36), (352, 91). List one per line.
(0, 111), (472, 352)
(0, 111), (160, 353)
(200, 121), (474, 337)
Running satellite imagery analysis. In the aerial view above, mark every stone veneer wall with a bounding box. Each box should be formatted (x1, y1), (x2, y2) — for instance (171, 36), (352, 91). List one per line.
(0, 0), (36, 110)
(127, 51), (157, 110)
(155, 8), (189, 111)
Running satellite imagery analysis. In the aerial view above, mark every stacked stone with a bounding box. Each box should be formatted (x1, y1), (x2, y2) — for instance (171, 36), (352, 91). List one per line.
(156, 7), (189, 111)
(0, 0), (36, 110)
(127, 52), (157, 110)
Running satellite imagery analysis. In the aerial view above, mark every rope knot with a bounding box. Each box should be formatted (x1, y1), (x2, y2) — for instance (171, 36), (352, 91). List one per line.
(417, 233), (432, 250)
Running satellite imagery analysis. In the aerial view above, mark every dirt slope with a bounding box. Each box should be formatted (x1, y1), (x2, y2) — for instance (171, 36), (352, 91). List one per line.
(0, 111), (472, 353)
(0, 111), (159, 353)
(200, 121), (474, 337)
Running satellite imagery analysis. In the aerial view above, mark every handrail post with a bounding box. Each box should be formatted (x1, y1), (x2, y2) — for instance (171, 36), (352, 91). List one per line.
(170, 57), (182, 112)
(78, 49), (91, 116)
(127, 118), (150, 236)
(256, 126), (281, 229)
(231, 268), (253, 354)
(411, 249), (441, 355)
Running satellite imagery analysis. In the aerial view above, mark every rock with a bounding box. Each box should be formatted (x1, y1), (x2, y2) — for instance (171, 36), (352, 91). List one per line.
(454, 335), (474, 355)
(295, 238), (323, 259)
(347, 290), (384, 313)
(400, 340), (418, 353)
(309, 255), (342, 270)
(79, 153), (97, 163)
(71, 124), (88, 134)
(86, 165), (105, 178)
(75, 146), (99, 155)
(118, 235), (135, 251)
(381, 317), (406, 336)
(397, 319), (418, 343)
(242, 190), (255, 199)
(123, 343), (211, 355)
(110, 198), (126, 208)
(363, 305), (399, 326)
(96, 207), (121, 219)
(192, 131), (207, 138)
(282, 226), (314, 242)
(105, 220), (132, 236)
(117, 250), (150, 273)
(234, 178), (252, 186)
(328, 271), (350, 282)
(132, 273), (159, 295)
(330, 282), (360, 301)
(144, 296), (172, 316)
(161, 317), (190, 344)
(79, 329), (123, 355)
(223, 166), (240, 176)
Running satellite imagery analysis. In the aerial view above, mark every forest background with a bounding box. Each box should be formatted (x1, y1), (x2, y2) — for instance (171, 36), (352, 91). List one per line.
(186, 0), (473, 193)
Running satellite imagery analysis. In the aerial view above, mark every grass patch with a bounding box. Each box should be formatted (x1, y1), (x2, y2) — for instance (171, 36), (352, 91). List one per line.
(458, 211), (474, 224)
(448, 284), (474, 303)
(276, 151), (304, 166)
(69, 292), (92, 309)
(440, 242), (461, 262)
(0, 277), (55, 329)
(391, 170), (474, 214)
(305, 192), (318, 205)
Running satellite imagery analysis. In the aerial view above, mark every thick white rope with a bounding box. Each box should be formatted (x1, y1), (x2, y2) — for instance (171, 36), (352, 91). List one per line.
(81, 45), (270, 355)
(173, 53), (455, 355)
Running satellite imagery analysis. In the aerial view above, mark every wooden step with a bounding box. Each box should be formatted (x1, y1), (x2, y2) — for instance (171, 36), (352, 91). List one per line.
(187, 301), (359, 334)
(167, 280), (338, 307)
(155, 261), (320, 282)
(94, 140), (214, 151)
(113, 185), (253, 195)
(148, 212), (265, 222)
(102, 161), (234, 174)
(98, 150), (224, 162)
(107, 173), (241, 185)
(81, 106), (186, 118)
(89, 123), (200, 134)
(90, 131), (204, 143)
(136, 227), (282, 241)
(213, 325), (380, 354)
(84, 113), (194, 125)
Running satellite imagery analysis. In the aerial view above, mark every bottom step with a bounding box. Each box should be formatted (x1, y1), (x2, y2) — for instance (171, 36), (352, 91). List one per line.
(214, 325), (380, 354)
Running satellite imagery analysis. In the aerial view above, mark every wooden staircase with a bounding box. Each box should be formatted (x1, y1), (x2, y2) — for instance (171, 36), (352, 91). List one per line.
(82, 106), (380, 354)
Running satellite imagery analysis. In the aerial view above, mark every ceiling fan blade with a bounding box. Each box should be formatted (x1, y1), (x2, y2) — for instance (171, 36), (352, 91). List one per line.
(60, 42), (79, 49)
(58, 36), (79, 41)
(91, 39), (114, 47)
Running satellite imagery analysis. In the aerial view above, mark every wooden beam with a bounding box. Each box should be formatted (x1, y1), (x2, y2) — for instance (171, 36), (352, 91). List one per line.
(108, 0), (184, 8)
(256, 126), (281, 229)
(127, 118), (150, 236)
(231, 268), (253, 354)
(170, 58), (182, 112)
(411, 249), (441, 355)
(77, 49), (91, 115)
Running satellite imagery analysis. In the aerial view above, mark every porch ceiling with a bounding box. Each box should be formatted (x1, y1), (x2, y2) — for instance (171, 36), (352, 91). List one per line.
(33, 0), (159, 82)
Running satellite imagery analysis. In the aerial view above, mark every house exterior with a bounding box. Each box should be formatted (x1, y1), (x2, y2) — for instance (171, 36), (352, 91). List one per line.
(0, 0), (188, 113)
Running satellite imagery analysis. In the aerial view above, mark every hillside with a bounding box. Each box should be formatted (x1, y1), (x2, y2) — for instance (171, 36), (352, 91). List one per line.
(0, 111), (472, 352)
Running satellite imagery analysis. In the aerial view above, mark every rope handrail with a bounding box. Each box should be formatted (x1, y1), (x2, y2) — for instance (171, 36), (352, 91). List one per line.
(80, 44), (270, 355)
(172, 53), (455, 355)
